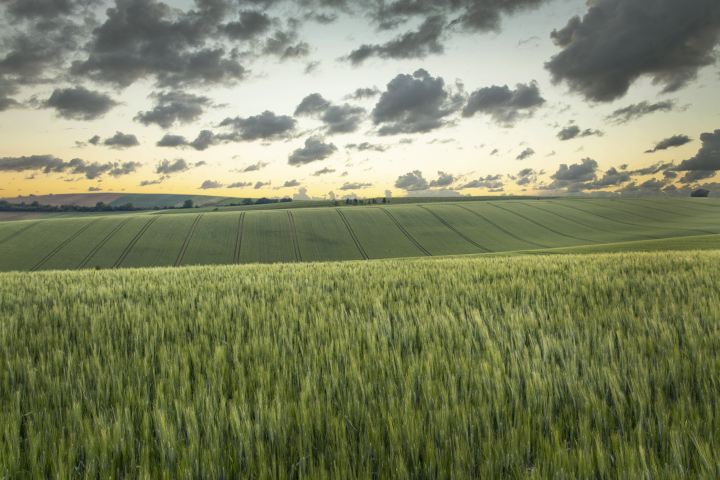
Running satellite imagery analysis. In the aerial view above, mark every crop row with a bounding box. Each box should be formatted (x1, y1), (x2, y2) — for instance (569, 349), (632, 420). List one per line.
(0, 198), (718, 271)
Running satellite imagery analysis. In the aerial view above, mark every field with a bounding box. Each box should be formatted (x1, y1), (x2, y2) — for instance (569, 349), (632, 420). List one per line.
(0, 198), (718, 272)
(1, 251), (718, 477)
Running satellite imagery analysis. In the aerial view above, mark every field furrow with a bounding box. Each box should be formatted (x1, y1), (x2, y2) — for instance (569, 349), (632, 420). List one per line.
(0, 222), (38, 246)
(335, 209), (369, 260)
(340, 208), (426, 259)
(453, 204), (549, 248)
(233, 213), (245, 264)
(379, 207), (432, 256)
(77, 217), (133, 269)
(112, 217), (160, 267)
(237, 210), (296, 264)
(287, 211), (302, 262)
(118, 215), (199, 268)
(489, 202), (600, 245)
(29, 220), (100, 271)
(175, 214), (204, 266)
(181, 212), (239, 267)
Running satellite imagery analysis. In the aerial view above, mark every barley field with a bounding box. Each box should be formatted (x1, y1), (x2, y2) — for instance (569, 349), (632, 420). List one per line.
(1, 250), (718, 478)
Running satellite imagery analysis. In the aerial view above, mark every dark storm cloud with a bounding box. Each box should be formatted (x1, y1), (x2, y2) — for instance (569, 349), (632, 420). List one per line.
(545, 0), (720, 102)
(516, 147), (534, 160)
(346, 15), (445, 65)
(156, 134), (188, 148)
(557, 125), (604, 141)
(605, 100), (677, 125)
(219, 110), (297, 141)
(103, 131), (139, 148)
(394, 170), (428, 191)
(345, 142), (388, 152)
(134, 91), (213, 129)
(295, 93), (366, 134)
(339, 182), (372, 190)
(88, 135), (101, 145)
(462, 81), (545, 127)
(372, 69), (463, 135)
(457, 174), (504, 190)
(678, 170), (716, 184)
(429, 171), (455, 187)
(222, 10), (272, 40)
(199, 180), (223, 189)
(262, 30), (310, 60)
(227, 181), (252, 188)
(288, 137), (337, 165)
(645, 134), (692, 153)
(155, 158), (189, 175)
(70, 0), (246, 88)
(42, 86), (118, 120)
(676, 130), (720, 172)
(311, 167), (335, 176)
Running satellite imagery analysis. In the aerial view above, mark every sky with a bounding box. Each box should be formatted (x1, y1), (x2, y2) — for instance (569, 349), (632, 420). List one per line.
(1, 0), (720, 201)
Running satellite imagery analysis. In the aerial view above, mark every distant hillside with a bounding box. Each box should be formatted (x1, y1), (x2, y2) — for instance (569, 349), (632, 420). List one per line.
(1, 193), (126, 207)
(0, 192), (244, 208)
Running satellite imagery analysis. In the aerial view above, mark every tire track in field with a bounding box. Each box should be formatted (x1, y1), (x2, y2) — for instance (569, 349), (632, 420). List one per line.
(287, 211), (302, 262)
(233, 213), (245, 264)
(489, 202), (600, 244)
(621, 198), (720, 218)
(574, 201), (715, 235)
(519, 202), (655, 239)
(0, 222), (38, 246)
(30, 219), (100, 272)
(112, 216), (159, 268)
(379, 207), (431, 256)
(175, 214), (204, 267)
(609, 198), (711, 220)
(336, 210), (368, 260)
(76, 217), (133, 269)
(452, 204), (548, 248)
(418, 205), (492, 252)
(672, 199), (720, 211)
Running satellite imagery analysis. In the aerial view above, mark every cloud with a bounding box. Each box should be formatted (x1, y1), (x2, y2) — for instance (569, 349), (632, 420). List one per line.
(557, 125), (604, 141)
(545, 0), (720, 102)
(339, 182), (372, 190)
(605, 100), (677, 124)
(346, 87), (380, 100)
(70, 0), (246, 88)
(547, 158), (599, 191)
(304, 61), (320, 74)
(189, 130), (215, 151)
(1, 0), (97, 19)
(134, 91), (213, 129)
(675, 130), (720, 172)
(429, 171), (455, 187)
(345, 142), (388, 152)
(42, 86), (118, 121)
(0, 154), (139, 179)
(282, 179), (301, 187)
(88, 135), (101, 145)
(311, 167), (336, 176)
(614, 178), (668, 197)
(293, 187), (311, 200)
(678, 170), (717, 184)
(254, 181), (270, 189)
(219, 110), (297, 141)
(346, 15), (445, 64)
(372, 69), (463, 135)
(462, 81), (545, 126)
(199, 180), (223, 189)
(288, 137), (337, 165)
(241, 161), (270, 172)
(395, 170), (428, 191)
(645, 134), (692, 153)
(223, 10), (272, 40)
(88, 186), (103, 192)
(516, 147), (535, 160)
(262, 30), (310, 60)
(103, 131), (140, 149)
(295, 93), (366, 134)
(490, 148), (499, 155)
(156, 134), (188, 148)
(155, 158), (189, 175)
(227, 181), (252, 188)
(140, 178), (164, 186)
(457, 174), (504, 190)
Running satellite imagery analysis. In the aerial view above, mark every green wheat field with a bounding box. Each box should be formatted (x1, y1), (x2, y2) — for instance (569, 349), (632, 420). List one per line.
(1, 196), (719, 478)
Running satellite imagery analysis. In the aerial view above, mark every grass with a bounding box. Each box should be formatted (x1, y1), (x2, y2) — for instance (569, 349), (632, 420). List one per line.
(1, 250), (718, 477)
(0, 198), (718, 272)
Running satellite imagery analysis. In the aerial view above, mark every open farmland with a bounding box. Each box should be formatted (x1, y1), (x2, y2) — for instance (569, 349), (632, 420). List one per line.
(0, 198), (718, 271)
(1, 251), (719, 477)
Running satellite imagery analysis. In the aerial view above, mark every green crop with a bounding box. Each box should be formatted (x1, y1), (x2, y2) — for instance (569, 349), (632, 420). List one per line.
(1, 250), (719, 478)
